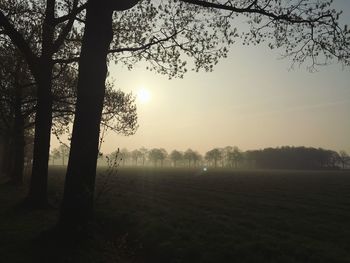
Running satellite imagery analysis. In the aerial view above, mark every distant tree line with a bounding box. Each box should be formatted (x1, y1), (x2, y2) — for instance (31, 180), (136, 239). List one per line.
(100, 146), (350, 170)
(246, 147), (348, 170)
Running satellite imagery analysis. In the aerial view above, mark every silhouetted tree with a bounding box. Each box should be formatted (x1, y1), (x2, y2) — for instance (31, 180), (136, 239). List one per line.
(148, 148), (161, 167)
(205, 148), (222, 168)
(228, 146), (243, 168)
(159, 148), (168, 167)
(192, 151), (202, 167)
(147, 148), (167, 167)
(184, 149), (195, 167)
(183, 149), (202, 167)
(131, 149), (142, 166)
(0, 37), (137, 185)
(139, 147), (148, 166)
(0, 42), (37, 184)
(58, 144), (70, 166)
(51, 148), (61, 165)
(170, 150), (183, 167)
(120, 148), (130, 166)
(0, 0), (88, 205)
(338, 151), (350, 169)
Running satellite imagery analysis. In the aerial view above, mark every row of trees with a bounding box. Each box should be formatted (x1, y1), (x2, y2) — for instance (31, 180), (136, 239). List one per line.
(103, 146), (350, 170)
(106, 147), (203, 167)
(246, 147), (350, 170)
(1, 0), (349, 230)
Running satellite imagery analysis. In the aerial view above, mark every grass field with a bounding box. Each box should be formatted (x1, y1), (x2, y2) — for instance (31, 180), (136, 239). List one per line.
(1, 167), (350, 263)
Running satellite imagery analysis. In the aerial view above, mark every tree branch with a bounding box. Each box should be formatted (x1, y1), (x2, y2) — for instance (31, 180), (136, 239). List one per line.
(54, 30), (180, 64)
(180, 0), (334, 24)
(0, 10), (38, 70)
(108, 30), (180, 54)
(54, 3), (87, 24)
(52, 0), (79, 53)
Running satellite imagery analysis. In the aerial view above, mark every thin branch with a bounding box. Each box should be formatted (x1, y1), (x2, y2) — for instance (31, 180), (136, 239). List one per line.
(54, 3), (87, 25)
(180, 0), (334, 24)
(52, 0), (78, 53)
(0, 10), (38, 71)
(54, 30), (180, 64)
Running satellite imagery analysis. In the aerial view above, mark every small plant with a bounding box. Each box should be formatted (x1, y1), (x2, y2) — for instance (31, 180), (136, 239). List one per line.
(95, 149), (122, 203)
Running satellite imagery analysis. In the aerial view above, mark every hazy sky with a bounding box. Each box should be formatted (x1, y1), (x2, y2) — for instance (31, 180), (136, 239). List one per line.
(52, 1), (350, 155)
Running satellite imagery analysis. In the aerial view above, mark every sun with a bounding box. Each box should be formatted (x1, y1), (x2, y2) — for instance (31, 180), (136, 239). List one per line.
(137, 87), (151, 104)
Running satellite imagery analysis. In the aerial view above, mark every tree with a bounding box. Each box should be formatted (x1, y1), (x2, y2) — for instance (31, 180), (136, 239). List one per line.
(170, 150), (183, 167)
(183, 149), (201, 167)
(139, 147), (148, 166)
(339, 151), (350, 169)
(58, 144), (70, 166)
(148, 148), (161, 167)
(0, 44), (35, 184)
(0, 0), (88, 206)
(205, 148), (222, 168)
(159, 148), (168, 167)
(192, 151), (202, 167)
(51, 148), (61, 165)
(0, 37), (138, 185)
(60, 0), (350, 228)
(184, 149), (195, 167)
(131, 149), (142, 166)
(147, 148), (167, 167)
(228, 146), (243, 168)
(120, 148), (130, 166)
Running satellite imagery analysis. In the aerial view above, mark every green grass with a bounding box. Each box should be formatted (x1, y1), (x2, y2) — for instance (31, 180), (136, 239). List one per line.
(1, 167), (350, 262)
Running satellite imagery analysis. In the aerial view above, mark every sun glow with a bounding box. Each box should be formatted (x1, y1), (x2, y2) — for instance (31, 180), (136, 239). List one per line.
(137, 87), (151, 104)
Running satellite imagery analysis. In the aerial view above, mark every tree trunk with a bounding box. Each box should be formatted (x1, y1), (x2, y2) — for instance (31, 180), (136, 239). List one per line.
(27, 63), (53, 207)
(59, 3), (113, 229)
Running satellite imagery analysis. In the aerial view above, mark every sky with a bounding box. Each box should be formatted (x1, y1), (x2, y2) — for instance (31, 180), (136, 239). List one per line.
(52, 1), (350, 155)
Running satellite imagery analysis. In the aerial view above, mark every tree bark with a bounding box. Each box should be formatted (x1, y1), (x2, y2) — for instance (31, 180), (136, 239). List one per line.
(59, 2), (113, 229)
(27, 62), (53, 206)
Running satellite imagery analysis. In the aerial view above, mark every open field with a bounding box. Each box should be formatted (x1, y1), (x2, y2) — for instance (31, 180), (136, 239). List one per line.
(1, 167), (350, 263)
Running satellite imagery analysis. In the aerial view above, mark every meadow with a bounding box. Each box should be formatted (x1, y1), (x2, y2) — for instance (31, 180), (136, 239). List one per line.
(1, 167), (350, 263)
